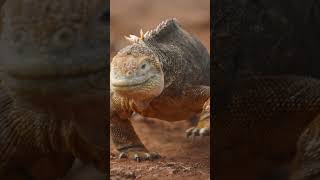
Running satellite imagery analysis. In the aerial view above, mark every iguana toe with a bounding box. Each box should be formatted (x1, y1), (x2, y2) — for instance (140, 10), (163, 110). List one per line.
(118, 148), (160, 162)
(200, 127), (210, 136)
(186, 126), (210, 138)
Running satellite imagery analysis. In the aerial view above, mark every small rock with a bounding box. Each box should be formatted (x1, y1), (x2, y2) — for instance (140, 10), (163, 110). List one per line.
(124, 171), (136, 179)
(148, 166), (157, 172)
(165, 162), (176, 167)
(167, 168), (178, 175)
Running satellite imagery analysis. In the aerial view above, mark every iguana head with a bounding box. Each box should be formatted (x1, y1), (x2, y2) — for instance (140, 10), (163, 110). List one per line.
(111, 43), (164, 101)
(0, 0), (107, 104)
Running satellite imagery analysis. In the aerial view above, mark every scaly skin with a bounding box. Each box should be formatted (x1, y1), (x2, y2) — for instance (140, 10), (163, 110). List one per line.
(0, 0), (107, 179)
(291, 115), (320, 180)
(110, 19), (210, 161)
(214, 76), (320, 180)
(214, 1), (320, 179)
(214, 2), (320, 178)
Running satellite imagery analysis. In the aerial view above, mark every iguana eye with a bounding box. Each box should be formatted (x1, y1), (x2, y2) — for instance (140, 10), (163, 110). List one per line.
(140, 62), (150, 72)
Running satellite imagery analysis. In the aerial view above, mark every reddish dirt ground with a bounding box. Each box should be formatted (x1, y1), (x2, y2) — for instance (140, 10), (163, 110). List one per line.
(110, 117), (210, 180)
(110, 0), (210, 179)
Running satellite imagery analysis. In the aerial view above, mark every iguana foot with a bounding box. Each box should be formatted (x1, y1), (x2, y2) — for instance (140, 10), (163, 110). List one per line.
(186, 126), (210, 138)
(118, 147), (160, 162)
(186, 99), (210, 138)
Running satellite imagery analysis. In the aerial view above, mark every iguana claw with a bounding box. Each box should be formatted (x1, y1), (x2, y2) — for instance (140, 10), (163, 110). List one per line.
(118, 149), (160, 162)
(118, 152), (127, 159)
(186, 127), (210, 138)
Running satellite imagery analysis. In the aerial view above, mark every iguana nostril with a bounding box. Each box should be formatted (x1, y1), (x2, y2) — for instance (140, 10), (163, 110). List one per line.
(53, 27), (74, 49)
(141, 64), (146, 69)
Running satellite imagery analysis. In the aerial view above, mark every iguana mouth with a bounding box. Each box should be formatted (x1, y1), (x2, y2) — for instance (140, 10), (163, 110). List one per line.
(8, 67), (106, 80)
(0, 47), (107, 81)
(111, 75), (155, 88)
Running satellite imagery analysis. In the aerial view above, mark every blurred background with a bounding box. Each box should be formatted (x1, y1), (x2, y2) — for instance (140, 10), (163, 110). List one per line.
(110, 0), (210, 180)
(110, 0), (210, 58)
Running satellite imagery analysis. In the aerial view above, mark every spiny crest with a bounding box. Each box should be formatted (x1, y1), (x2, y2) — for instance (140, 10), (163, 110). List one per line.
(144, 18), (179, 40)
(124, 29), (147, 43)
(124, 18), (179, 44)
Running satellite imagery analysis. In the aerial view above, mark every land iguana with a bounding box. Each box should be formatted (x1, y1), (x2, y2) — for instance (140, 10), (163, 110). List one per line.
(0, 0), (107, 179)
(110, 18), (210, 161)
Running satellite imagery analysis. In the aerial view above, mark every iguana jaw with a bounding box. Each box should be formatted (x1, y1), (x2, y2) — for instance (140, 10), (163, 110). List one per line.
(1, 69), (106, 104)
(111, 73), (164, 100)
(0, 51), (106, 104)
(0, 47), (107, 98)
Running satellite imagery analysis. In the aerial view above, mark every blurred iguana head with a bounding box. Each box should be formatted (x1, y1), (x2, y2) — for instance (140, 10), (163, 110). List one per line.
(0, 0), (108, 104)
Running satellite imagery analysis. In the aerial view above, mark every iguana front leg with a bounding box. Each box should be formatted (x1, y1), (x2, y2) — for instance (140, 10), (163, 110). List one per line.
(110, 114), (160, 162)
(186, 99), (210, 137)
(291, 114), (320, 180)
(183, 86), (210, 138)
(110, 92), (159, 162)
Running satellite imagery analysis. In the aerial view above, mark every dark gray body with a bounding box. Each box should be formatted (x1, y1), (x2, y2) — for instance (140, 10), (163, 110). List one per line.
(132, 19), (210, 121)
